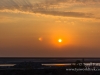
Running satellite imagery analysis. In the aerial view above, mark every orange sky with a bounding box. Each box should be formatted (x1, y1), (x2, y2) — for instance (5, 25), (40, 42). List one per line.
(0, 0), (100, 57)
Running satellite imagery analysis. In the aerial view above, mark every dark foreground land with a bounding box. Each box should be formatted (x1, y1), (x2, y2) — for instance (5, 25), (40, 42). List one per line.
(0, 57), (100, 75)
(0, 69), (100, 75)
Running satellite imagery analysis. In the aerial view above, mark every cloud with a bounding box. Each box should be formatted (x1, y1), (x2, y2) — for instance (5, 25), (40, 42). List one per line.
(43, 0), (100, 4)
(0, 0), (99, 19)
(40, 0), (100, 7)
(33, 11), (94, 18)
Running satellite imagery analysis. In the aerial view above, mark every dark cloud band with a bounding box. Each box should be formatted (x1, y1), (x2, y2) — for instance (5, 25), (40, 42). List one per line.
(0, 0), (98, 19)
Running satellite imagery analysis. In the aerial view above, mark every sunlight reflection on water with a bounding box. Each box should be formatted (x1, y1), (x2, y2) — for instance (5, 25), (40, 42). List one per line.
(0, 64), (16, 66)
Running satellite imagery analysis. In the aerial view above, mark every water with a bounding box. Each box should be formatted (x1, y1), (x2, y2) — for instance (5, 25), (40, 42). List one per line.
(0, 64), (15, 67)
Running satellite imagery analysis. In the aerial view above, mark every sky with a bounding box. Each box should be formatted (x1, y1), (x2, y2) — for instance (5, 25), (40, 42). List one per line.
(0, 0), (100, 57)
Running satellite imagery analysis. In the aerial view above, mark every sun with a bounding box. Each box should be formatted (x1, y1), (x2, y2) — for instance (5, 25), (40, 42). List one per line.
(58, 39), (62, 43)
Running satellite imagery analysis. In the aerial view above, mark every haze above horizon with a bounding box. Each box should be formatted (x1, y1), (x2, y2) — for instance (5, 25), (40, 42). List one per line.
(0, 0), (100, 57)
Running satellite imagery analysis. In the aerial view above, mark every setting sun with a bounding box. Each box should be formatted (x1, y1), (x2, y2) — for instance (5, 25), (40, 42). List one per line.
(58, 39), (62, 43)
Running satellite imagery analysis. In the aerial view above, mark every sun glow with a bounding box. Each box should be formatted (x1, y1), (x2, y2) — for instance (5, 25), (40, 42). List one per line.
(58, 39), (62, 43)
(50, 32), (72, 48)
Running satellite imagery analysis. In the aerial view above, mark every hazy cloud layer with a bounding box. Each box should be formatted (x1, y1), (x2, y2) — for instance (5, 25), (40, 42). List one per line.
(0, 0), (99, 18)
(44, 0), (100, 4)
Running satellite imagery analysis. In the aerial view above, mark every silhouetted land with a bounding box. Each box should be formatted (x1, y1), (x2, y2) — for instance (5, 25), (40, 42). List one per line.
(0, 57), (100, 75)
